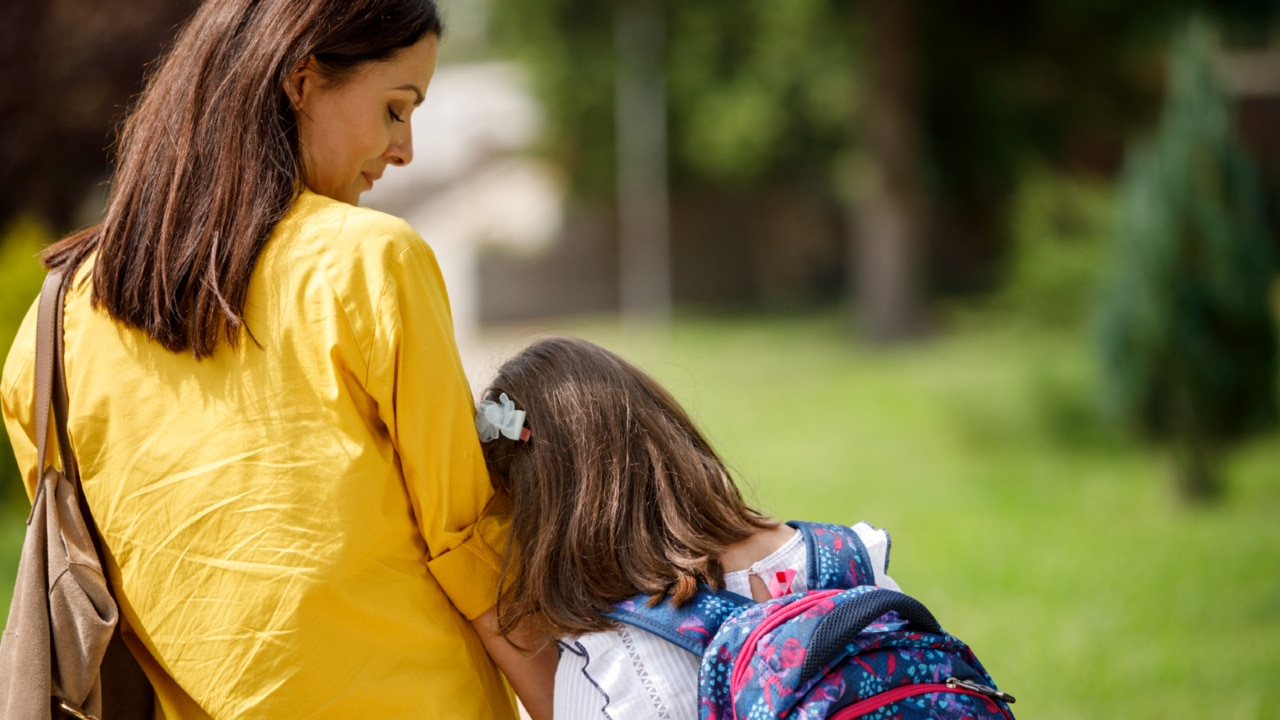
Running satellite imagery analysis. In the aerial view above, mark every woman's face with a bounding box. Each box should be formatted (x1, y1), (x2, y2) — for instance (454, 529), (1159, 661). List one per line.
(288, 34), (439, 205)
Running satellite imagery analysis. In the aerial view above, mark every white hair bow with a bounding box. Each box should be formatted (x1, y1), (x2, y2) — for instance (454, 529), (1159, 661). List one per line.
(475, 392), (530, 442)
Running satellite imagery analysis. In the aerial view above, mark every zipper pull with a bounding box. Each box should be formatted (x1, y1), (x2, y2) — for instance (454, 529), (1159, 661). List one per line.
(946, 677), (1017, 704)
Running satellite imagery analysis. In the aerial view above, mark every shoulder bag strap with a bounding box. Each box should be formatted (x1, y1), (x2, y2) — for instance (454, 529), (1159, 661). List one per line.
(48, 270), (79, 484)
(29, 269), (70, 521)
(37, 268), (157, 719)
(35, 267), (91, 520)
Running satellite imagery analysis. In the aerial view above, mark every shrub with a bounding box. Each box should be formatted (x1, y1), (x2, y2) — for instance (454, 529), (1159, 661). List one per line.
(0, 218), (52, 514)
(1000, 167), (1115, 329)
(1095, 20), (1278, 500)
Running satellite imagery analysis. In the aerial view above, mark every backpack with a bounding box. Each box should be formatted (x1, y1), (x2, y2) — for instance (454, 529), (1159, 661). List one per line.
(607, 521), (1016, 720)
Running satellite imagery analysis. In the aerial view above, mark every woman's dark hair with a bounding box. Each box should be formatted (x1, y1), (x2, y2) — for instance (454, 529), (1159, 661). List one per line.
(480, 336), (775, 639)
(43, 0), (443, 358)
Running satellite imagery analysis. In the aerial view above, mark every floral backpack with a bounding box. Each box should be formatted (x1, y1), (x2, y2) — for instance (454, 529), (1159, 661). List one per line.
(606, 522), (1016, 720)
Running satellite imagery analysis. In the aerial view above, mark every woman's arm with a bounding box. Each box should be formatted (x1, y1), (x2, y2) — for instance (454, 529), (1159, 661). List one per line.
(369, 229), (551, 710)
(471, 607), (557, 720)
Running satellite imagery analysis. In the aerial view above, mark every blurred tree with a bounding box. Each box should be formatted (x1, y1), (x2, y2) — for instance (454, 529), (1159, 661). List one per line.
(0, 0), (200, 233)
(3, 0), (1273, 332)
(0, 220), (52, 515)
(1097, 20), (1278, 501)
(489, 0), (866, 323)
(615, 0), (672, 325)
(487, 0), (1275, 339)
(850, 0), (927, 340)
(1000, 167), (1115, 329)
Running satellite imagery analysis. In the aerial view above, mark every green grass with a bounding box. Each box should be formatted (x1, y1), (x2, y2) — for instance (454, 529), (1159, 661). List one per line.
(539, 311), (1280, 720)
(2, 310), (1277, 719)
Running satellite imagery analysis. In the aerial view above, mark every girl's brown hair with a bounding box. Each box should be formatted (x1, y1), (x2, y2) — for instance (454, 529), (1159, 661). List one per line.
(42, 0), (443, 358)
(480, 336), (775, 639)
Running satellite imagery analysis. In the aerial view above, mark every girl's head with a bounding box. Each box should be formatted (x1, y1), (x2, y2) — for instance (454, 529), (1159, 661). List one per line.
(44, 0), (444, 357)
(479, 336), (774, 638)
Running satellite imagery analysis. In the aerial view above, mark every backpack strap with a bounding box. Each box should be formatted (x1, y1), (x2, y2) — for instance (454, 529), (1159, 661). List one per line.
(798, 587), (943, 679)
(606, 587), (753, 657)
(605, 520), (878, 655)
(789, 521), (878, 590)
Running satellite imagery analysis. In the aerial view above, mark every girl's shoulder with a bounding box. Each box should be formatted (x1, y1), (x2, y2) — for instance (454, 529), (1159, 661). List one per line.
(789, 519), (891, 557)
(849, 520), (891, 557)
(775, 520), (898, 592)
(722, 520), (896, 600)
(556, 626), (700, 720)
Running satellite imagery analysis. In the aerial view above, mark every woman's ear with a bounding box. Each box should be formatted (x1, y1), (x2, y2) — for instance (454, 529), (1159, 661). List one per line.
(284, 56), (320, 108)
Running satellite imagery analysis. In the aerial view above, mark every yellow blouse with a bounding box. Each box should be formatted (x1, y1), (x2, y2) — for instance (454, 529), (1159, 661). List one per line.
(1, 191), (516, 719)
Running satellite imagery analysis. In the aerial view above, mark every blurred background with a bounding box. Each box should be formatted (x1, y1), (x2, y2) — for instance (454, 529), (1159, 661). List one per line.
(2, 1), (1279, 717)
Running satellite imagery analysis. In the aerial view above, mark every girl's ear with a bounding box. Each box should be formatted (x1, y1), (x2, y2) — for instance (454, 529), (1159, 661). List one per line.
(284, 56), (320, 108)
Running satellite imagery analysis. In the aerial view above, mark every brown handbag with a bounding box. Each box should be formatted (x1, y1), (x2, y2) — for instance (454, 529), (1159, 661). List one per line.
(0, 270), (154, 719)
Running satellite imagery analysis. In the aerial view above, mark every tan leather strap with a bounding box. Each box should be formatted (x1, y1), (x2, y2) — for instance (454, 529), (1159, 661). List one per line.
(33, 270), (62, 473)
(30, 269), (77, 523)
(50, 272), (79, 483)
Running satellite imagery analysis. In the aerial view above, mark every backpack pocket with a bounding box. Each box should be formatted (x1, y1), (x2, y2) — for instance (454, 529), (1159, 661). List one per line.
(707, 586), (1015, 720)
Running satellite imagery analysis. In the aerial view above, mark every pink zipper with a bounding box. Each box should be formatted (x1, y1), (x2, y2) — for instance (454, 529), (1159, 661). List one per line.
(829, 676), (1018, 717)
(728, 589), (842, 719)
(830, 683), (1011, 720)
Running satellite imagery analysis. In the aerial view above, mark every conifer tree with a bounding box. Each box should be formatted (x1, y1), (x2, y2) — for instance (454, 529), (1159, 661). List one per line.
(1097, 20), (1278, 500)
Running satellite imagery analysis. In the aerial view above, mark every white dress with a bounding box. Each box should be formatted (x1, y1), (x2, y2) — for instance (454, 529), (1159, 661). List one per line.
(553, 522), (899, 720)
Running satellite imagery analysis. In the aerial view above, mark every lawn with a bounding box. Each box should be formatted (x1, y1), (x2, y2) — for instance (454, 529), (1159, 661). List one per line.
(512, 310), (1280, 720)
(2, 310), (1277, 719)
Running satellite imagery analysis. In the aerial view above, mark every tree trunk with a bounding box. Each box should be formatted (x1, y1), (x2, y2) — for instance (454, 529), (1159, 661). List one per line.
(1172, 379), (1222, 502)
(615, 0), (671, 330)
(848, 0), (928, 342)
(1172, 438), (1219, 502)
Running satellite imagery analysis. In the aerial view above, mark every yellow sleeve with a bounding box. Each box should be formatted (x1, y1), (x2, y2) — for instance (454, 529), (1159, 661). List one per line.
(1, 297), (41, 502)
(365, 236), (509, 620)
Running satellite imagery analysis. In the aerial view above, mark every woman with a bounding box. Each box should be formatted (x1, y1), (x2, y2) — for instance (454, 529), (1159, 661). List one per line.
(0, 0), (553, 717)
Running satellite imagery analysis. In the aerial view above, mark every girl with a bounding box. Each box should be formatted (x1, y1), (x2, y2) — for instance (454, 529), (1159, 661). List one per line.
(476, 336), (897, 719)
(1, 0), (553, 716)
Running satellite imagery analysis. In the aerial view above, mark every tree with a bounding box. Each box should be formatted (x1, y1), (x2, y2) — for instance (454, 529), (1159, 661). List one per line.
(0, 0), (200, 232)
(489, 0), (865, 319)
(1097, 20), (1278, 501)
(9, 0), (1271, 335)
(850, 0), (927, 340)
(489, 0), (1276, 335)
(614, 0), (673, 326)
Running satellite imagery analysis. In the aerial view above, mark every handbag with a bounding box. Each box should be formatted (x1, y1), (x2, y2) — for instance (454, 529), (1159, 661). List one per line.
(0, 269), (154, 719)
